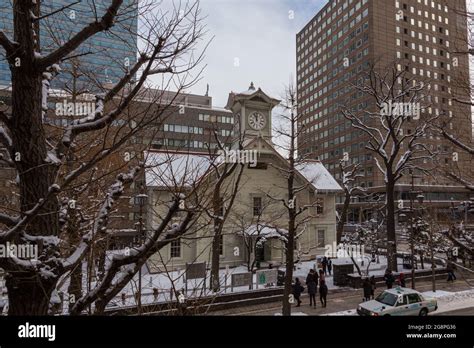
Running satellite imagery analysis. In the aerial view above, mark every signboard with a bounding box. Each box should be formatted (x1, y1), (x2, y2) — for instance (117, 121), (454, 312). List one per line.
(231, 272), (253, 289)
(185, 262), (206, 280)
(256, 269), (277, 286)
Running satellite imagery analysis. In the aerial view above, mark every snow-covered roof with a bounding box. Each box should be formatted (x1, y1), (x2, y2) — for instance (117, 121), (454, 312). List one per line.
(145, 152), (214, 188)
(242, 225), (288, 237)
(225, 83), (280, 109)
(296, 160), (342, 192)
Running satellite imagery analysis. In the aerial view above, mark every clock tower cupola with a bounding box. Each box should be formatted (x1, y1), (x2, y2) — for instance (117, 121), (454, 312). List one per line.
(226, 82), (280, 143)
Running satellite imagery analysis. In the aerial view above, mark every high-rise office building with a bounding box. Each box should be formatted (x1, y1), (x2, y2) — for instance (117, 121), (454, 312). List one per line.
(0, 0), (137, 88)
(296, 0), (472, 221)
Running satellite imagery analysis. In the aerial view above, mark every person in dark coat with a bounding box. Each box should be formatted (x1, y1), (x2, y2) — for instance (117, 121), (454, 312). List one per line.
(383, 269), (395, 289)
(370, 275), (376, 299)
(362, 278), (371, 302)
(319, 271), (328, 307)
(397, 272), (406, 287)
(306, 270), (318, 308)
(447, 262), (457, 282)
(322, 256), (328, 275)
(327, 258), (333, 276)
(292, 278), (304, 307)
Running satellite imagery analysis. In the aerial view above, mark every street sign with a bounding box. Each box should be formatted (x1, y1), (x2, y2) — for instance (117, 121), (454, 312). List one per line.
(256, 269), (277, 287)
(231, 272), (253, 290)
(185, 262), (206, 280)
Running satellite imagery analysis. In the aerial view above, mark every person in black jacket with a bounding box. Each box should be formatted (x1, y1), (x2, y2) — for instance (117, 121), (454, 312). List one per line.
(370, 275), (376, 299)
(327, 258), (333, 276)
(306, 270), (318, 308)
(322, 256), (328, 275)
(383, 269), (395, 289)
(447, 262), (457, 282)
(362, 277), (371, 302)
(319, 274), (328, 308)
(292, 278), (304, 307)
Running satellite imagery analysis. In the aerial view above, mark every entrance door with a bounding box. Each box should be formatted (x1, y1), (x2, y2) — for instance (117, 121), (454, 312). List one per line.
(256, 243), (265, 262)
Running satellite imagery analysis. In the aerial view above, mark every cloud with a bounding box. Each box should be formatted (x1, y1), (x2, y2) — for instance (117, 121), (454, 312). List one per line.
(153, 0), (327, 107)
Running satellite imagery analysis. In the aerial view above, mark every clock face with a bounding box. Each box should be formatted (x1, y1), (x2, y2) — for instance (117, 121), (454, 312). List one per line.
(248, 112), (266, 130)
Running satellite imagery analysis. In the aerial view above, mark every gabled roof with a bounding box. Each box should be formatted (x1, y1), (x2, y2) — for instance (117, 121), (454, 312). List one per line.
(144, 139), (341, 193)
(296, 160), (343, 192)
(225, 82), (280, 110)
(145, 151), (215, 188)
(243, 137), (342, 193)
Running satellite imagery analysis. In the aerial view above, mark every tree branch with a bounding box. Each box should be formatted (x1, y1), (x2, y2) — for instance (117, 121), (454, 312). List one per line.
(38, 0), (124, 69)
(0, 31), (18, 58)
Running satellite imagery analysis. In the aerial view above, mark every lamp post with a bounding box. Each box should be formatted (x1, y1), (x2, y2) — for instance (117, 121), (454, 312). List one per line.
(134, 192), (148, 315)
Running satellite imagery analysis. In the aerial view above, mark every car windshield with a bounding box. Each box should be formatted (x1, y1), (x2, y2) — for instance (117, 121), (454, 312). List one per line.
(375, 291), (398, 306)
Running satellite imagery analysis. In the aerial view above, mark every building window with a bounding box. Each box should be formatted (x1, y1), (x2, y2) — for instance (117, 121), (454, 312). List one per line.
(253, 197), (262, 216)
(317, 230), (325, 248)
(316, 199), (324, 215)
(170, 239), (181, 258)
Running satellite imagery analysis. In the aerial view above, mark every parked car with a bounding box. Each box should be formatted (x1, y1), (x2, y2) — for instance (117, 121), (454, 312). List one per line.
(357, 287), (437, 316)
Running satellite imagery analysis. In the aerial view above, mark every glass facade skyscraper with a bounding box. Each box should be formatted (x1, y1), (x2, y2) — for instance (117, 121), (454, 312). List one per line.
(0, 0), (137, 89)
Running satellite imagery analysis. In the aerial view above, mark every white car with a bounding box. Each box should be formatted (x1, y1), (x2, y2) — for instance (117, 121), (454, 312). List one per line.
(357, 287), (438, 316)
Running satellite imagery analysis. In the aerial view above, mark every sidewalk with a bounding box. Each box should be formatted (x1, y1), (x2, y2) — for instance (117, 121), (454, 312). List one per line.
(210, 277), (474, 316)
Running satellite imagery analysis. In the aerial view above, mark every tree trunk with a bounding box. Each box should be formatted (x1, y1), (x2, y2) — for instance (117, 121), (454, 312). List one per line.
(385, 177), (398, 271)
(5, 1), (60, 315)
(68, 265), (83, 313)
(210, 228), (222, 292)
(350, 256), (362, 276)
(6, 273), (56, 315)
(336, 192), (351, 243)
(210, 186), (223, 292)
(282, 217), (295, 316)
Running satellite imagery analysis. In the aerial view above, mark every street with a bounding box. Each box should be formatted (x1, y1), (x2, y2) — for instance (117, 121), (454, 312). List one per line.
(210, 278), (474, 316)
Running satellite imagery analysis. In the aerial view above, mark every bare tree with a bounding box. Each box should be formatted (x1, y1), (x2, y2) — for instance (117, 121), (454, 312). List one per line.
(342, 63), (437, 271)
(207, 132), (245, 292)
(269, 84), (320, 316)
(336, 160), (366, 243)
(0, 0), (209, 315)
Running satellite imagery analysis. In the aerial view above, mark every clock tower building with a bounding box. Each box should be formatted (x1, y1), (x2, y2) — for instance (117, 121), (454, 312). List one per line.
(225, 82), (280, 146)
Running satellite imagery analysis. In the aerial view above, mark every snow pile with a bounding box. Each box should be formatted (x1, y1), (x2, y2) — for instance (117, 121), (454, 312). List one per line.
(424, 289), (474, 314)
(274, 312), (308, 316)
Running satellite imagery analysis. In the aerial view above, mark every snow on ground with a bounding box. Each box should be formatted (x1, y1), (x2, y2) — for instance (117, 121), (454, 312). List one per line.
(103, 255), (401, 310)
(325, 309), (358, 316)
(274, 312), (308, 316)
(425, 289), (474, 314)
(324, 289), (474, 316)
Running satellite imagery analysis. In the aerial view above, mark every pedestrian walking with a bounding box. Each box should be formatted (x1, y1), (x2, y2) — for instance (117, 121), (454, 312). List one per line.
(322, 256), (328, 276)
(383, 269), (395, 289)
(370, 275), (376, 299)
(318, 269), (325, 283)
(397, 272), (406, 287)
(306, 269), (318, 308)
(362, 277), (371, 302)
(327, 257), (333, 276)
(292, 278), (304, 307)
(319, 272), (328, 308)
(447, 262), (457, 282)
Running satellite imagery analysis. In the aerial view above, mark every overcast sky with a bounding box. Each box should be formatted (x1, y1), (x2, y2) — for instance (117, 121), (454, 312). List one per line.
(174, 0), (327, 107)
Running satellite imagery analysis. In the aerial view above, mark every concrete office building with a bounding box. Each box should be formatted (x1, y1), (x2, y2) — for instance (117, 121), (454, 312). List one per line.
(296, 0), (473, 222)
